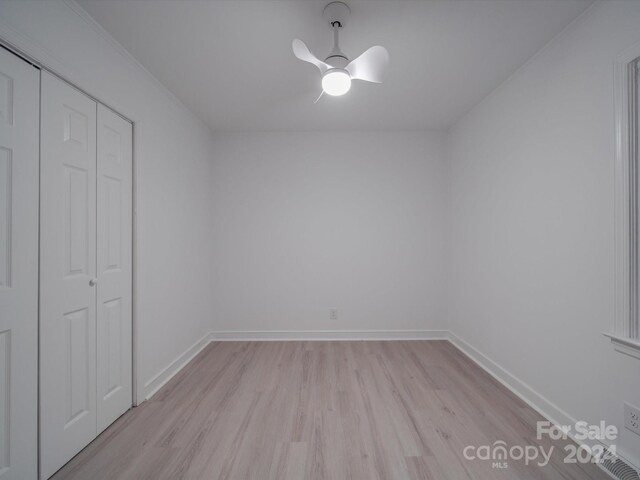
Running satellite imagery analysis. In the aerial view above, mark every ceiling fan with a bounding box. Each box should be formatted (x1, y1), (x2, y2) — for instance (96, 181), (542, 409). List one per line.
(292, 1), (389, 101)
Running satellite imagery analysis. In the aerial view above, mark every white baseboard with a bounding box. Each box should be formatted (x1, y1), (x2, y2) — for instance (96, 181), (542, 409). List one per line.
(143, 331), (213, 400)
(447, 331), (640, 473)
(138, 328), (638, 473)
(210, 329), (449, 341)
(142, 329), (446, 400)
(447, 331), (576, 430)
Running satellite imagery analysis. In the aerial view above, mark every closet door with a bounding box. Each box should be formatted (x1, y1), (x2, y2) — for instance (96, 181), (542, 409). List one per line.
(40, 72), (97, 480)
(0, 47), (39, 479)
(96, 104), (132, 433)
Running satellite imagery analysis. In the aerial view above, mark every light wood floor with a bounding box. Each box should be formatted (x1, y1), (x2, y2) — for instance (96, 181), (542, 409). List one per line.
(52, 341), (609, 480)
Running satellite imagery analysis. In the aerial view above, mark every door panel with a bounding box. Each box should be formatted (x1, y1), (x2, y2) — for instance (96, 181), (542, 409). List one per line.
(40, 72), (97, 480)
(96, 105), (132, 433)
(0, 47), (39, 480)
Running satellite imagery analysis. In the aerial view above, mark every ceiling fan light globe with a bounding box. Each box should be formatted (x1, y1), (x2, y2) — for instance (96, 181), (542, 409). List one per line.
(322, 69), (351, 96)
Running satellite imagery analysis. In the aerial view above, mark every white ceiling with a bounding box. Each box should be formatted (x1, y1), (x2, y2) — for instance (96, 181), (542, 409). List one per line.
(78, 0), (593, 132)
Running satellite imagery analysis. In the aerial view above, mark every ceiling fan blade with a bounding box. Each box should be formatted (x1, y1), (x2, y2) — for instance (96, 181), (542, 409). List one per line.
(292, 39), (331, 74)
(345, 45), (389, 83)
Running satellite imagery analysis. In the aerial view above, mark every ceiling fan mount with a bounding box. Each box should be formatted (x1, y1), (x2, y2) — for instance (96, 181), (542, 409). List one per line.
(292, 1), (389, 101)
(323, 1), (351, 29)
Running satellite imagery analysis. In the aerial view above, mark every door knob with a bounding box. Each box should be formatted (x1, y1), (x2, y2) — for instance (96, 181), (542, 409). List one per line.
(89, 278), (97, 287)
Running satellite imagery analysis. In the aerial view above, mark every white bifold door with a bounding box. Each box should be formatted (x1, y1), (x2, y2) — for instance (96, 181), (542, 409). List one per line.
(95, 101), (133, 434)
(40, 72), (132, 480)
(0, 47), (40, 479)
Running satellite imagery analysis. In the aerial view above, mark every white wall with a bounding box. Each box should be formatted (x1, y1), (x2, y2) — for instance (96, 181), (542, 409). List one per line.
(4, 0), (638, 471)
(448, 0), (640, 467)
(0, 0), (214, 400)
(210, 131), (448, 334)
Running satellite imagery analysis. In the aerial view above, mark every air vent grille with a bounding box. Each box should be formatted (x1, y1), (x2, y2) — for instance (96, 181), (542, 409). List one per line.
(600, 448), (640, 480)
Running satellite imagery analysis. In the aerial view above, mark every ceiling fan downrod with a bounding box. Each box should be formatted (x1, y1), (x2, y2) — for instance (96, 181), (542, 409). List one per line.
(323, 2), (351, 68)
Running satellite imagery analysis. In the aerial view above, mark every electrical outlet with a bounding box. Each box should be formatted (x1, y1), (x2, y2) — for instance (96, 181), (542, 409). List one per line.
(624, 403), (640, 436)
(329, 308), (338, 320)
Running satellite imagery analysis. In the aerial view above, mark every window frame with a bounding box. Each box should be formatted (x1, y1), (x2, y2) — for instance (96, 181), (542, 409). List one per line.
(609, 47), (640, 359)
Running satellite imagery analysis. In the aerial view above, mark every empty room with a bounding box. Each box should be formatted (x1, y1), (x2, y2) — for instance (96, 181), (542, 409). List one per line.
(1, 0), (640, 479)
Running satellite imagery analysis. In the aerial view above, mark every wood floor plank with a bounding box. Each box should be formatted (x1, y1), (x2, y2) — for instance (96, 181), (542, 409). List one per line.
(51, 341), (610, 480)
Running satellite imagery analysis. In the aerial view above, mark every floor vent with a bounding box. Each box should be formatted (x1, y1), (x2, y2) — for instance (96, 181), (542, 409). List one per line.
(600, 448), (640, 480)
